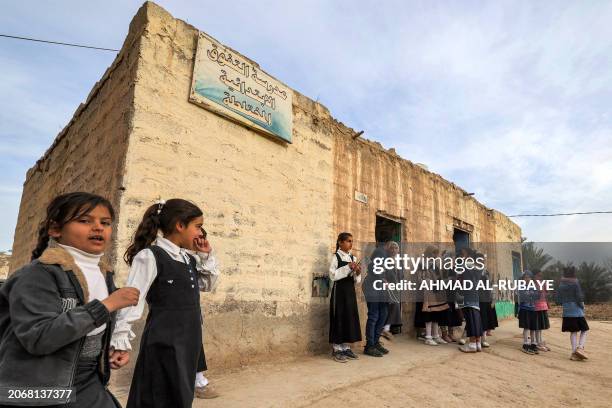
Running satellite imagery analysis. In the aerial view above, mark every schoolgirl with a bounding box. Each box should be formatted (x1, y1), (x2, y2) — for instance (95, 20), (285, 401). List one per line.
(0, 192), (139, 407)
(420, 246), (450, 346)
(456, 249), (483, 353)
(532, 269), (551, 352)
(558, 266), (590, 361)
(329, 232), (362, 362)
(517, 271), (540, 355)
(111, 198), (211, 408)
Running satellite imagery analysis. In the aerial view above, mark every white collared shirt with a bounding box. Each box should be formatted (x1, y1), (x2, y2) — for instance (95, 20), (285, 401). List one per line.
(110, 236), (219, 350)
(328, 249), (362, 283)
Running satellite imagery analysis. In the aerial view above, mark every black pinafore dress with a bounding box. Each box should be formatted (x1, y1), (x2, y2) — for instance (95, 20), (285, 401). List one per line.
(329, 252), (362, 344)
(127, 245), (202, 408)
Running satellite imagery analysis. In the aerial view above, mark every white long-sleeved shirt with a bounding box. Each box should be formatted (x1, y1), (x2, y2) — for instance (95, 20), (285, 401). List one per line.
(110, 236), (220, 350)
(57, 243), (109, 336)
(328, 249), (362, 283)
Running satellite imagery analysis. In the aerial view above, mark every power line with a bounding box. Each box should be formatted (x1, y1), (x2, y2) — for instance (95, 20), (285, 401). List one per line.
(0, 34), (118, 52)
(0, 34), (610, 222)
(508, 211), (612, 218)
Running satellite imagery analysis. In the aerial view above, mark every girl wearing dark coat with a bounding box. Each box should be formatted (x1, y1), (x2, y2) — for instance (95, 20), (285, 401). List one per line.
(0, 192), (139, 408)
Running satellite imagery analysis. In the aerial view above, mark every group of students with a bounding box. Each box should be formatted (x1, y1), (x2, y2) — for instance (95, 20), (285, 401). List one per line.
(413, 246), (499, 353)
(328, 236), (499, 359)
(517, 267), (590, 360)
(328, 232), (591, 362)
(0, 192), (220, 407)
(0, 196), (594, 406)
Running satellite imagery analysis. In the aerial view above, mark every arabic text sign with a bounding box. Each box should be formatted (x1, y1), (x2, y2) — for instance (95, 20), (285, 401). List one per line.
(189, 32), (293, 143)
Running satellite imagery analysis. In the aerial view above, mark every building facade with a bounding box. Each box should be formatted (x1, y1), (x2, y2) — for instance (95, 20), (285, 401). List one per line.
(9, 2), (521, 379)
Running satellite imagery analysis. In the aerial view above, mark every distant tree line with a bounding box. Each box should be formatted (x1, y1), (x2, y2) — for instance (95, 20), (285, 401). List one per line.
(521, 240), (612, 304)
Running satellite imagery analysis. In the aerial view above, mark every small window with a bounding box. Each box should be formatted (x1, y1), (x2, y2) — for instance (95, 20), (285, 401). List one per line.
(312, 274), (331, 297)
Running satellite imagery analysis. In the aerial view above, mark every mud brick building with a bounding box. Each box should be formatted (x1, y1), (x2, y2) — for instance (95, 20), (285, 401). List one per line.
(10, 2), (521, 378)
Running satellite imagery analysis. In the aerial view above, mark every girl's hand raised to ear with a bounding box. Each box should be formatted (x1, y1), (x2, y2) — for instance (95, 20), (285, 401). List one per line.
(101, 287), (140, 312)
(194, 237), (212, 253)
(109, 349), (130, 369)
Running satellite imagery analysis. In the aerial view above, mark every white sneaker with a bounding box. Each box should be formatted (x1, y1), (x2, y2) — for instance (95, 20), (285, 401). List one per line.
(458, 338), (466, 345)
(433, 337), (448, 344)
(424, 338), (438, 346)
(476, 342), (482, 352)
(459, 343), (477, 353)
(481, 341), (490, 348)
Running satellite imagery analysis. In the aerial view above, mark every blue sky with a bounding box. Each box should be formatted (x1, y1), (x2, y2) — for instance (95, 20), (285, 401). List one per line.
(1, 0), (611, 251)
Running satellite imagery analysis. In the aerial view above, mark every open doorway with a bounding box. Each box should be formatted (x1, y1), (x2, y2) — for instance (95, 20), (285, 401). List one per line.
(375, 214), (403, 335)
(453, 228), (470, 254)
(375, 215), (402, 244)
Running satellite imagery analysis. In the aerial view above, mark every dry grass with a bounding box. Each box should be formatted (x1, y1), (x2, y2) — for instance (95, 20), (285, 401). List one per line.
(548, 303), (612, 320)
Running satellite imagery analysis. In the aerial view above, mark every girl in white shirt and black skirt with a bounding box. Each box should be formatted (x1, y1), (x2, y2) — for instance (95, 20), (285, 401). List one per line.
(113, 198), (212, 408)
(329, 232), (362, 363)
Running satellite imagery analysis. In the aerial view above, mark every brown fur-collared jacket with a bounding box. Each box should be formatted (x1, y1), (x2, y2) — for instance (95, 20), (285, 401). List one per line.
(0, 243), (117, 404)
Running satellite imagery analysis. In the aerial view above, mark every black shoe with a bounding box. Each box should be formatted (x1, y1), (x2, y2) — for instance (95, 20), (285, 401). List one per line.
(364, 345), (383, 357)
(332, 351), (348, 363)
(343, 349), (359, 359)
(529, 344), (540, 354)
(375, 342), (389, 354)
(521, 344), (535, 354)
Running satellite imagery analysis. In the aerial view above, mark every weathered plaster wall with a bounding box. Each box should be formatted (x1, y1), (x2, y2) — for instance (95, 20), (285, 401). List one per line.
(113, 3), (336, 375)
(0, 253), (10, 280)
(331, 128), (522, 330)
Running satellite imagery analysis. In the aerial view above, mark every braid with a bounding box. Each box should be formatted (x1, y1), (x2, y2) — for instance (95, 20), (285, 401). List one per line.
(124, 205), (160, 265)
(125, 198), (204, 265)
(31, 220), (51, 260)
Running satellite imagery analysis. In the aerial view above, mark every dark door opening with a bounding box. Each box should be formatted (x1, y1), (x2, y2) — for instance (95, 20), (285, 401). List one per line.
(375, 215), (402, 244)
(453, 228), (470, 254)
(375, 215), (403, 334)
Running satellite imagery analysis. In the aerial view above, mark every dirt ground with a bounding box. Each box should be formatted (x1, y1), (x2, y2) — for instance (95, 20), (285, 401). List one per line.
(112, 318), (612, 407)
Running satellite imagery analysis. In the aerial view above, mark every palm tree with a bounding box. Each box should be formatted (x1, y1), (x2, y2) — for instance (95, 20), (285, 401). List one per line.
(543, 260), (566, 283)
(577, 262), (612, 303)
(521, 240), (553, 271)
(544, 261), (571, 304)
(604, 258), (612, 275)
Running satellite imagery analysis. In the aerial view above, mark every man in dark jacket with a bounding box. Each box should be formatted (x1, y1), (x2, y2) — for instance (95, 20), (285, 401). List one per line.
(363, 242), (398, 357)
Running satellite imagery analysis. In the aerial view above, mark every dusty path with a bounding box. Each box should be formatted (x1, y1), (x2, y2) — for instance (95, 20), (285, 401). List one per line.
(113, 318), (612, 407)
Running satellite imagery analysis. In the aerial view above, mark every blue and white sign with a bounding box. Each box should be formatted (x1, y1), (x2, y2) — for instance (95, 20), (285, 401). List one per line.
(189, 32), (293, 143)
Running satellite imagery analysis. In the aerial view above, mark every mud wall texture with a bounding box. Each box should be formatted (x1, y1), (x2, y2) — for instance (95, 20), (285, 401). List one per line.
(331, 128), (522, 333)
(112, 3), (336, 376)
(0, 253), (10, 279)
